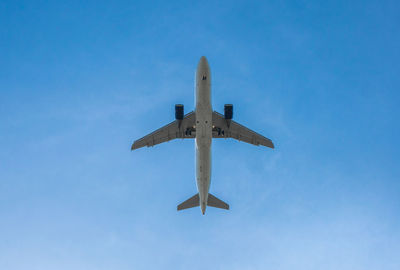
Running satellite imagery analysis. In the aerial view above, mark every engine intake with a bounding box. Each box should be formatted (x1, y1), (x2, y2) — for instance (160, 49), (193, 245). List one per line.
(224, 104), (233, 119)
(175, 104), (184, 120)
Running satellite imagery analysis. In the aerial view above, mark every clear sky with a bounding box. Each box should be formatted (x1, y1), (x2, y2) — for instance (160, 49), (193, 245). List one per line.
(1, 0), (400, 269)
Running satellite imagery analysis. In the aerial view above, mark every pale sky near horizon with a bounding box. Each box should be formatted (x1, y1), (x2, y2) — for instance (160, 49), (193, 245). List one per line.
(1, 1), (400, 269)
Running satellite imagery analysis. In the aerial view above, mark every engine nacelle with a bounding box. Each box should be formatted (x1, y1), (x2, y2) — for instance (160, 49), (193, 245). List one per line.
(175, 104), (184, 120)
(224, 104), (233, 119)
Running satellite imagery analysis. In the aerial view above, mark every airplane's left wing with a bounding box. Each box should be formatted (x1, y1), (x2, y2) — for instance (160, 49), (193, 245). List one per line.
(212, 111), (274, 148)
(131, 111), (196, 150)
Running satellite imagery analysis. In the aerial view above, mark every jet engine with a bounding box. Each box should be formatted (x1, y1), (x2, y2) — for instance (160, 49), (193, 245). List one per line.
(175, 104), (184, 120)
(224, 104), (233, 119)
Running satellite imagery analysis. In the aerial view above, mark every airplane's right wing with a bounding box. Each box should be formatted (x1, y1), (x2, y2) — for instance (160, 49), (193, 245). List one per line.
(212, 111), (274, 148)
(131, 111), (196, 150)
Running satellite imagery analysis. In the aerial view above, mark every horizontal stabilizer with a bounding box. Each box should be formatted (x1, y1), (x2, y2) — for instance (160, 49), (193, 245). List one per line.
(177, 193), (199, 211)
(207, 194), (229, 210)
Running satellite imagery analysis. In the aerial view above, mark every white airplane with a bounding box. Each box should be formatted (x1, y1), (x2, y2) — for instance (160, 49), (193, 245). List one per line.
(131, 56), (274, 214)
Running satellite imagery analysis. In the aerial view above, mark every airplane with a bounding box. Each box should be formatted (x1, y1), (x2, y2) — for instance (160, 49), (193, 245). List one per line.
(131, 56), (274, 215)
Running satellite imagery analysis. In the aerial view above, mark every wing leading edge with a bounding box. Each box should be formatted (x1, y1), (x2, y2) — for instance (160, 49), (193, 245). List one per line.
(212, 111), (274, 148)
(131, 111), (196, 150)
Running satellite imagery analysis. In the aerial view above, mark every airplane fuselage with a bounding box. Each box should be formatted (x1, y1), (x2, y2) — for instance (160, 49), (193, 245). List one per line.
(195, 56), (212, 214)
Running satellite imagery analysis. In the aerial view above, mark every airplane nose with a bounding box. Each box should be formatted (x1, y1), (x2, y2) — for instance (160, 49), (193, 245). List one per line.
(197, 56), (210, 83)
(198, 56), (209, 69)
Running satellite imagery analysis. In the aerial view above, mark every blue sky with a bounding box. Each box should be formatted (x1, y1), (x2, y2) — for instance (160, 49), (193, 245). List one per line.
(1, 0), (400, 269)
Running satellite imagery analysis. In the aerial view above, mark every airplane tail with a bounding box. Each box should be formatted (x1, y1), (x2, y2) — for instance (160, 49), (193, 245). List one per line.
(207, 193), (229, 210)
(177, 193), (229, 211)
(177, 193), (199, 211)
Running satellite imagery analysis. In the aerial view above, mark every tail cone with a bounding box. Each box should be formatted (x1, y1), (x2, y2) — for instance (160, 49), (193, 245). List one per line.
(201, 202), (206, 215)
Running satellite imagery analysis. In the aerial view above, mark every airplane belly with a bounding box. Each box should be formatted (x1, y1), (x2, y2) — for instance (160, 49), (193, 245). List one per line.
(196, 143), (211, 203)
(195, 104), (212, 207)
(195, 56), (212, 214)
